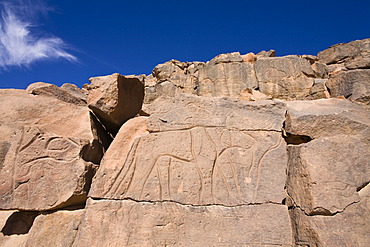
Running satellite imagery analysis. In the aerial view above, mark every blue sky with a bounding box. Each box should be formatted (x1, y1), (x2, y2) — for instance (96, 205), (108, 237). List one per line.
(0, 0), (369, 89)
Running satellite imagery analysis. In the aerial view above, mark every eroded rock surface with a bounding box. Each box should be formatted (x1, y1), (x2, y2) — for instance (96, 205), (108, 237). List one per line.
(254, 56), (315, 100)
(90, 95), (288, 206)
(0, 90), (104, 211)
(73, 199), (293, 247)
(318, 38), (370, 69)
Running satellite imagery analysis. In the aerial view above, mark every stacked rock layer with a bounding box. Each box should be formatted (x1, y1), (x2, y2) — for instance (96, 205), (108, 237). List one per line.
(1, 38), (369, 247)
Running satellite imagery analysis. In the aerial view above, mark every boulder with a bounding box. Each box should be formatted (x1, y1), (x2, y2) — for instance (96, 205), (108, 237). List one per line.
(256, 50), (276, 58)
(197, 52), (259, 97)
(0, 89), (106, 211)
(144, 60), (204, 105)
(254, 56), (315, 100)
(86, 73), (145, 135)
(311, 62), (328, 78)
(26, 82), (86, 106)
(318, 38), (370, 69)
(73, 199), (293, 246)
(325, 69), (370, 104)
(285, 99), (370, 140)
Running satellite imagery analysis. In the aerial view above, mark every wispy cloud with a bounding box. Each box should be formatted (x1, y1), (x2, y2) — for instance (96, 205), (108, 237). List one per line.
(0, 0), (76, 69)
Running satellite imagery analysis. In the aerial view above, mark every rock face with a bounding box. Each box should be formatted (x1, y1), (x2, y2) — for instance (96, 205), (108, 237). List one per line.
(318, 38), (370, 69)
(0, 89), (107, 211)
(1, 38), (369, 246)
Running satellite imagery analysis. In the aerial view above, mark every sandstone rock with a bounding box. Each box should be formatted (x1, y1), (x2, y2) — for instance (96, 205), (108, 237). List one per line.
(254, 56), (315, 99)
(318, 38), (370, 69)
(197, 52), (259, 97)
(327, 63), (348, 76)
(285, 98), (370, 140)
(241, 52), (256, 63)
(238, 88), (271, 101)
(256, 50), (276, 58)
(144, 60), (204, 107)
(289, 194), (370, 247)
(61, 83), (87, 101)
(90, 95), (288, 206)
(325, 69), (370, 104)
(145, 94), (286, 132)
(311, 62), (328, 78)
(86, 73), (145, 134)
(25, 210), (83, 247)
(304, 79), (330, 100)
(286, 135), (369, 215)
(209, 52), (243, 64)
(0, 211), (35, 247)
(26, 82), (86, 106)
(0, 90), (105, 211)
(301, 55), (318, 64)
(73, 199), (293, 247)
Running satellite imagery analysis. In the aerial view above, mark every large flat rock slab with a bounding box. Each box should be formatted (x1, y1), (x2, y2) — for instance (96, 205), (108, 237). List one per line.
(73, 199), (293, 247)
(90, 96), (288, 206)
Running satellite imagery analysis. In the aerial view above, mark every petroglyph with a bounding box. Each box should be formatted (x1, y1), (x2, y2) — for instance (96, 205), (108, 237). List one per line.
(0, 126), (91, 210)
(93, 126), (287, 206)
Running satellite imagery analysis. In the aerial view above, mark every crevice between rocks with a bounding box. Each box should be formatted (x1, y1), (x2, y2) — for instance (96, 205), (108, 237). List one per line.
(356, 181), (369, 192)
(282, 120), (313, 145)
(89, 196), (284, 208)
(0, 204), (86, 236)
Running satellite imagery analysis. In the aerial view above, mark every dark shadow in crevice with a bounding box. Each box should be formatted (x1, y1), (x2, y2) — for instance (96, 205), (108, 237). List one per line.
(1, 211), (39, 235)
(282, 121), (313, 145)
(284, 133), (313, 145)
(357, 181), (369, 192)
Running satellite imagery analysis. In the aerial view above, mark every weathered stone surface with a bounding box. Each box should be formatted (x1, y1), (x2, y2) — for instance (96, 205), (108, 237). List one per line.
(256, 49), (276, 58)
(61, 83), (87, 101)
(325, 69), (370, 104)
(286, 135), (369, 215)
(318, 38), (370, 69)
(197, 52), (259, 97)
(143, 60), (204, 106)
(25, 210), (83, 247)
(289, 189), (370, 247)
(90, 95), (288, 206)
(241, 52), (256, 63)
(304, 79), (330, 100)
(73, 199), (293, 247)
(26, 82), (86, 106)
(301, 55), (318, 64)
(0, 90), (104, 211)
(239, 88), (271, 101)
(145, 94), (286, 132)
(86, 73), (145, 134)
(285, 99), (370, 140)
(311, 62), (328, 78)
(254, 56), (315, 99)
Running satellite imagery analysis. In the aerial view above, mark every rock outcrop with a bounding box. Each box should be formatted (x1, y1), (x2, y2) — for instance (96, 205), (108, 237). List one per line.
(1, 38), (369, 246)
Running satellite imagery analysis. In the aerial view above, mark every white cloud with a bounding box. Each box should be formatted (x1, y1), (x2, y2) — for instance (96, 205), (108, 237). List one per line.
(0, 0), (76, 69)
